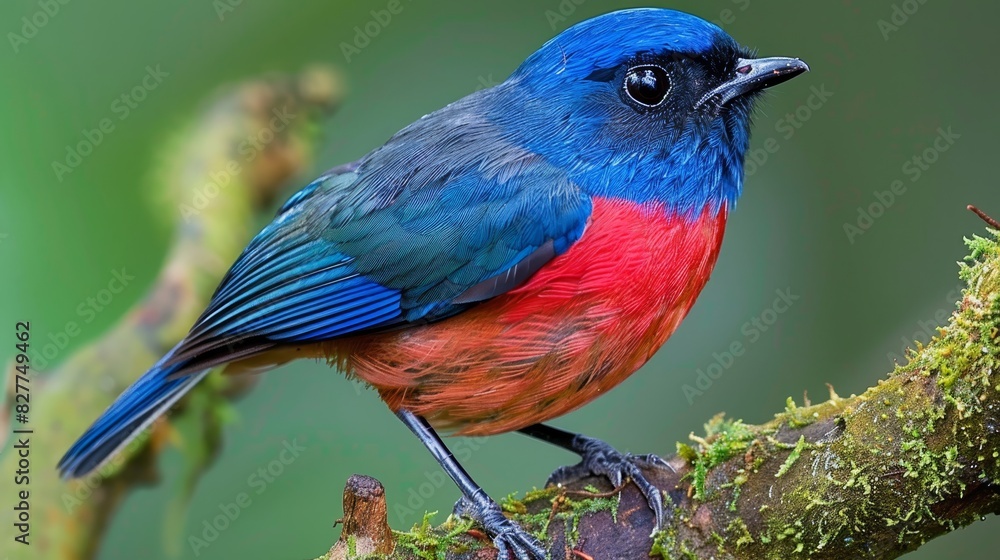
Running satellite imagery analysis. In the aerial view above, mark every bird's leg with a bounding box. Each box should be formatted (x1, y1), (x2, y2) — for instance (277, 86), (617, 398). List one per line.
(518, 423), (671, 532)
(396, 410), (548, 560)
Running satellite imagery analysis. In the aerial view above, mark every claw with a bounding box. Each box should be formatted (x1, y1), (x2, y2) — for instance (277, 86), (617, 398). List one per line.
(634, 453), (675, 472)
(454, 496), (548, 559)
(546, 436), (671, 534)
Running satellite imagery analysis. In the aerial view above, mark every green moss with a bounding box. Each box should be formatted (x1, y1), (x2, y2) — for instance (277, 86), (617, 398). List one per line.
(720, 472), (748, 512)
(650, 528), (699, 560)
(497, 486), (621, 545)
(738, 230), (1000, 557)
(675, 441), (699, 462)
(393, 512), (477, 560)
(500, 486), (559, 515)
(684, 415), (764, 500)
(726, 517), (755, 548)
(962, 233), (999, 270)
(781, 397), (818, 428)
(500, 491), (528, 515)
(566, 494), (619, 545)
(774, 436), (807, 478)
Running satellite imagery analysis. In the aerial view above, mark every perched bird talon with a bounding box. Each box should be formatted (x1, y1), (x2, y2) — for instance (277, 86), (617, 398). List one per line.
(522, 425), (671, 532)
(454, 496), (548, 560)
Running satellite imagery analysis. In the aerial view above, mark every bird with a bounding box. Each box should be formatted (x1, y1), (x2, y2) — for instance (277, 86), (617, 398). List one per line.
(59, 8), (807, 559)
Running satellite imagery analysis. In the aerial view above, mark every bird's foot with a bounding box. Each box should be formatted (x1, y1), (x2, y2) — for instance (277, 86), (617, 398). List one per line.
(547, 436), (671, 532)
(453, 494), (548, 560)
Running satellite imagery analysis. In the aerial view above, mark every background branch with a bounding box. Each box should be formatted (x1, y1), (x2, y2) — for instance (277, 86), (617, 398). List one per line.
(0, 67), (342, 560)
(318, 221), (1000, 560)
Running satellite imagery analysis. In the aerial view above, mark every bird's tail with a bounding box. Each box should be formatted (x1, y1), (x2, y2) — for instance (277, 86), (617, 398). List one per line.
(57, 344), (210, 479)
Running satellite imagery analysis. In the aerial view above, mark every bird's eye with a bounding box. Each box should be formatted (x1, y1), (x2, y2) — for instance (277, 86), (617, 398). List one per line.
(623, 65), (671, 108)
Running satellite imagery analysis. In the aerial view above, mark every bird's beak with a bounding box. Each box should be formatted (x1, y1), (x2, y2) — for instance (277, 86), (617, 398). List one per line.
(695, 57), (809, 109)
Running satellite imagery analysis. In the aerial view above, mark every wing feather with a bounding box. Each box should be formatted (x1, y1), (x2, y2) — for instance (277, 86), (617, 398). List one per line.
(165, 97), (592, 376)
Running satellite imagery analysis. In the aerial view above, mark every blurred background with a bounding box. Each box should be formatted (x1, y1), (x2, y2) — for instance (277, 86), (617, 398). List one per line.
(0, 0), (995, 558)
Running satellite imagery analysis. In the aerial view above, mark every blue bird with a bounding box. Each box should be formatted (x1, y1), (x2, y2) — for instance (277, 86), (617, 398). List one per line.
(60, 8), (806, 558)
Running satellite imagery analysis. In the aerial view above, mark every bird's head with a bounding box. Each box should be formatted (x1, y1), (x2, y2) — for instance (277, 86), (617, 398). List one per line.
(493, 8), (808, 214)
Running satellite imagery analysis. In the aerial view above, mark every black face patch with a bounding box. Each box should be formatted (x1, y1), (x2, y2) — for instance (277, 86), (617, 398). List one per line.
(582, 44), (748, 121)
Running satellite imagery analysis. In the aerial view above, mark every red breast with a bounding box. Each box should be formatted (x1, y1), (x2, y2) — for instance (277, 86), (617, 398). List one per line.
(266, 197), (729, 434)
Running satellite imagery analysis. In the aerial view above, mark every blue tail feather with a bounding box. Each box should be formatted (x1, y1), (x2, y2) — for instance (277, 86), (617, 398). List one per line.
(57, 347), (209, 479)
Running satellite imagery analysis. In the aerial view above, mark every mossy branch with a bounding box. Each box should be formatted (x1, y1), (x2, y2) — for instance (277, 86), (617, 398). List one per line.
(319, 222), (1000, 560)
(0, 67), (342, 560)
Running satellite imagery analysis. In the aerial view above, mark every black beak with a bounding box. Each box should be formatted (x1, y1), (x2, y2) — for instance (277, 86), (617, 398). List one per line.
(695, 57), (809, 109)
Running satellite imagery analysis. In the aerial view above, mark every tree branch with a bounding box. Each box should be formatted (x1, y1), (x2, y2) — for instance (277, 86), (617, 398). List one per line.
(318, 221), (1000, 560)
(0, 67), (343, 560)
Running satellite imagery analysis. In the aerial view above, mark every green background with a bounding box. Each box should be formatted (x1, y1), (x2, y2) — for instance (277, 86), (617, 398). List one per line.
(1, 0), (996, 558)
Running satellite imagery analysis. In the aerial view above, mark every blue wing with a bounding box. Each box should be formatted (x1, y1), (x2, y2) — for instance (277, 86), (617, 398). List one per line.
(166, 147), (592, 374)
(59, 93), (592, 477)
